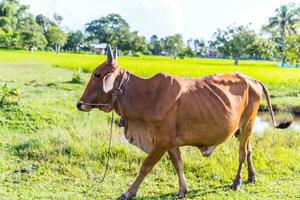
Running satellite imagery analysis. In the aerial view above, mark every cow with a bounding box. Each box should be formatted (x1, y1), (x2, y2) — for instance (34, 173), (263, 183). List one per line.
(77, 45), (292, 199)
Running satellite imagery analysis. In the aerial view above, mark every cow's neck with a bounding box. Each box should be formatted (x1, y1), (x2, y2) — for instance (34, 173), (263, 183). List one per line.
(114, 71), (145, 117)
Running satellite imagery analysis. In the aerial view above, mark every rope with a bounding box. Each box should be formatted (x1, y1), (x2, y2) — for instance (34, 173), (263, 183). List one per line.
(0, 100), (38, 185)
(17, 99), (115, 194)
(79, 70), (129, 107)
(16, 101), (38, 133)
(80, 72), (128, 194)
(82, 110), (115, 194)
(15, 71), (126, 194)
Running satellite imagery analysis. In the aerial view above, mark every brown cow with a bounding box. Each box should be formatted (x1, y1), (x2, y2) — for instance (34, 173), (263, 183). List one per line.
(77, 45), (292, 199)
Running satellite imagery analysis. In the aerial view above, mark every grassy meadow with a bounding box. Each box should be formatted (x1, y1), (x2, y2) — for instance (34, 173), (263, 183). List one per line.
(0, 50), (299, 199)
(1, 49), (299, 113)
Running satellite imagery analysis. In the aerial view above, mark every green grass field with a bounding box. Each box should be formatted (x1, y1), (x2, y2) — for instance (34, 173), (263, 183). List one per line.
(1, 50), (300, 87)
(0, 50), (299, 199)
(1, 49), (299, 113)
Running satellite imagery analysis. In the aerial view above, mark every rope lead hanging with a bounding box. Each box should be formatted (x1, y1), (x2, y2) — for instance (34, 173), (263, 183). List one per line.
(83, 110), (114, 194)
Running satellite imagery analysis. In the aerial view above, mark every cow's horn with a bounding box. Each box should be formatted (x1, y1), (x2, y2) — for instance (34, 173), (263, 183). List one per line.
(107, 44), (113, 63)
(113, 47), (118, 60)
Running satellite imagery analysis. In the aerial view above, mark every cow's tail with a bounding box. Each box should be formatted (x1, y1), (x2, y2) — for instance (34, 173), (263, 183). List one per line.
(259, 82), (292, 129)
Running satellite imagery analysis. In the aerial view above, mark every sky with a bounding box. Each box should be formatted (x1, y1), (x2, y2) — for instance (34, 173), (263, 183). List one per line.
(20, 0), (298, 41)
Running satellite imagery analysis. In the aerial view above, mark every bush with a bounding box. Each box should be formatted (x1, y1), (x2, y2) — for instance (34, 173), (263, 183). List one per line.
(133, 52), (143, 57)
(0, 83), (41, 132)
(0, 83), (22, 107)
(71, 68), (84, 84)
(178, 52), (185, 59)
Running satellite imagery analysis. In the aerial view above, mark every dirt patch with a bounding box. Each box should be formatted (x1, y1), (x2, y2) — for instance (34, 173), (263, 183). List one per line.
(24, 80), (48, 87)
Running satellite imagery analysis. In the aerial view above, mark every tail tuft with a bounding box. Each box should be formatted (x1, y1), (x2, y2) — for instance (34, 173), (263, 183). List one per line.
(259, 81), (293, 129)
(275, 120), (293, 129)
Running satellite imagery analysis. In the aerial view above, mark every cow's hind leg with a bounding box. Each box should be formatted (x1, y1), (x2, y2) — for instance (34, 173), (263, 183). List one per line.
(117, 145), (167, 200)
(231, 119), (255, 190)
(168, 147), (187, 198)
(247, 141), (256, 183)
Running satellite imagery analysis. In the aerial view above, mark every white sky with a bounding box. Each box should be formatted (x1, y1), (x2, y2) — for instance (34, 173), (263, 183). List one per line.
(20, 0), (298, 41)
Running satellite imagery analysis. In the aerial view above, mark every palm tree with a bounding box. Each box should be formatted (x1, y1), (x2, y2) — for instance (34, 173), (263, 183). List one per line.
(264, 4), (300, 66)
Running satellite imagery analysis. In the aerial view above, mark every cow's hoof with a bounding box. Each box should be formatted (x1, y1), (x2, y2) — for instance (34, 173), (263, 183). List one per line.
(172, 190), (187, 199)
(116, 194), (132, 200)
(231, 180), (241, 190)
(248, 176), (256, 183)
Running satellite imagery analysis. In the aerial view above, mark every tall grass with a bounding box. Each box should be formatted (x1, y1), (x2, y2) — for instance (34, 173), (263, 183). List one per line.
(1, 49), (300, 89)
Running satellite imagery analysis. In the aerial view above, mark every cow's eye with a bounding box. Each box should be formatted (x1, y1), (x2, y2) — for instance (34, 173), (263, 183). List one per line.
(94, 73), (101, 78)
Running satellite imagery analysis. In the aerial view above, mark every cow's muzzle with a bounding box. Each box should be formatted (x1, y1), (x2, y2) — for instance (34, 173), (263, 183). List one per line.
(76, 101), (83, 110)
(76, 101), (92, 112)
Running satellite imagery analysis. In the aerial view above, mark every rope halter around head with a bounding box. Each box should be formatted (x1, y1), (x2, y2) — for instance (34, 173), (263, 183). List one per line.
(79, 70), (129, 109)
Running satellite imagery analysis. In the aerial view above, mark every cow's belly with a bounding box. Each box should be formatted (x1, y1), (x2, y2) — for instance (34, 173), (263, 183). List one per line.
(175, 87), (245, 146)
(124, 120), (153, 153)
(175, 113), (240, 146)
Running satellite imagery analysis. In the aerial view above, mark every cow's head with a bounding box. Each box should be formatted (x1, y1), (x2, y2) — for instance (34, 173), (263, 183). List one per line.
(77, 45), (123, 112)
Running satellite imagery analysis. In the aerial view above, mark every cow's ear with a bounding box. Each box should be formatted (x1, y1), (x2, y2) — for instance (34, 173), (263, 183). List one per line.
(103, 72), (116, 93)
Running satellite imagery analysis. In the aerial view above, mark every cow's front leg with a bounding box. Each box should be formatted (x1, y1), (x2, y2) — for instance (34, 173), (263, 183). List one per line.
(168, 147), (187, 198)
(117, 145), (168, 200)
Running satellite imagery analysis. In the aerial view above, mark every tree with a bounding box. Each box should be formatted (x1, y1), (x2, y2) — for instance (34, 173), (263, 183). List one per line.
(284, 34), (300, 65)
(0, 0), (31, 48)
(181, 47), (195, 58)
(210, 25), (257, 65)
(64, 31), (84, 52)
(20, 30), (47, 51)
(85, 13), (150, 54)
(245, 36), (270, 60)
(0, 28), (15, 47)
(19, 17), (47, 50)
(85, 13), (130, 47)
(263, 3), (300, 65)
(127, 31), (148, 54)
(193, 39), (206, 56)
(149, 35), (164, 55)
(164, 34), (185, 60)
(35, 14), (54, 33)
(0, 0), (30, 31)
(45, 25), (67, 53)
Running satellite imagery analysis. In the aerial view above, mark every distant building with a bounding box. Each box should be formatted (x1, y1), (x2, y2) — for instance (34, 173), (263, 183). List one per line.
(91, 43), (107, 55)
(160, 51), (169, 56)
(280, 63), (300, 68)
(204, 49), (218, 58)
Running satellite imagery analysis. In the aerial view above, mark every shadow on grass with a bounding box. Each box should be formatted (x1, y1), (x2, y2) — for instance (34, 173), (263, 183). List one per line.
(135, 185), (231, 200)
(46, 81), (84, 86)
(135, 180), (257, 200)
(25, 80), (84, 87)
(24, 80), (84, 92)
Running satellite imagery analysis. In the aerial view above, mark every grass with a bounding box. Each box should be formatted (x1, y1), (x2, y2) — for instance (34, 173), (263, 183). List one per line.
(0, 49), (300, 88)
(0, 50), (299, 199)
(1, 49), (299, 114)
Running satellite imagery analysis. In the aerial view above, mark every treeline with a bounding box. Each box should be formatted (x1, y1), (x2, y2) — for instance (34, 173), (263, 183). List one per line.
(0, 0), (299, 65)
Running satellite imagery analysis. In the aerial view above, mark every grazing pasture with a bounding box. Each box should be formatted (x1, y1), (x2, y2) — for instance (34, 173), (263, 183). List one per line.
(0, 50), (299, 199)
(0, 49), (299, 113)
